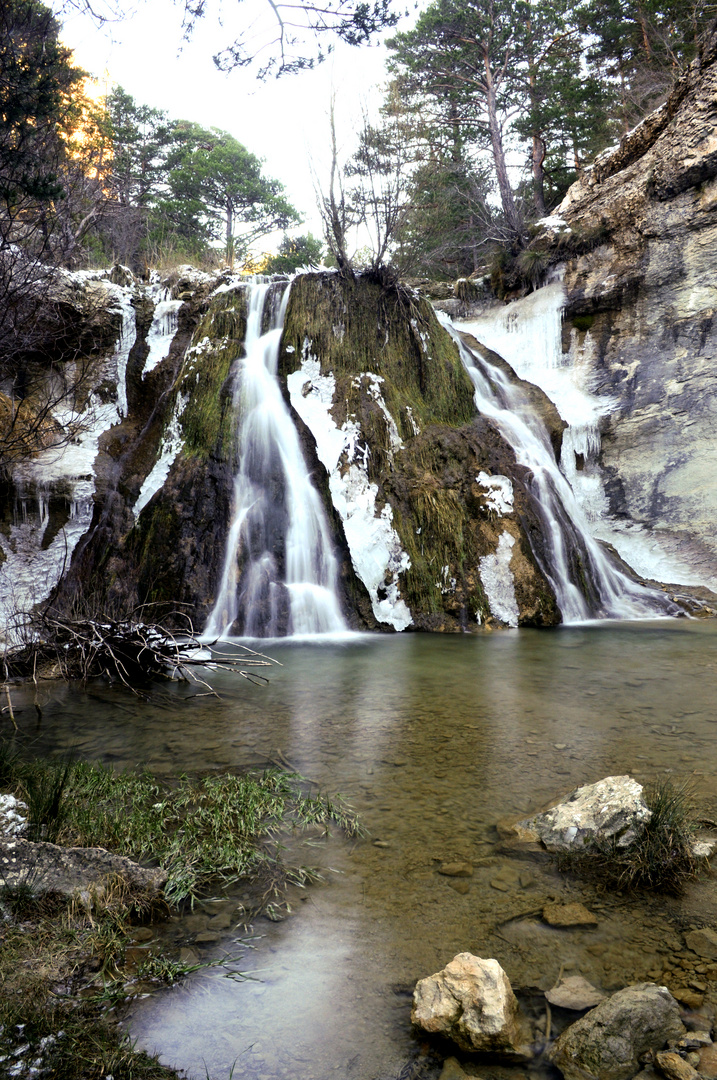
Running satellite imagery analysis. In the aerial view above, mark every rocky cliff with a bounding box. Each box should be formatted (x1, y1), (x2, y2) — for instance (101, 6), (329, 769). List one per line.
(556, 22), (717, 590)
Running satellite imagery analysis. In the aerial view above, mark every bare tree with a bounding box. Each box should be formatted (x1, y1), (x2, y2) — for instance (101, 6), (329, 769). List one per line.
(313, 93), (357, 273)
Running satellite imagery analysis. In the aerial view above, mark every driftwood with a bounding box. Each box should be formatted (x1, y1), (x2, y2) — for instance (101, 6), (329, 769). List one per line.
(3, 607), (279, 696)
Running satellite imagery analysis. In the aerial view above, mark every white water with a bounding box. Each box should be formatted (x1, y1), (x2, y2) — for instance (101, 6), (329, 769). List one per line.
(441, 312), (676, 622)
(459, 284), (709, 592)
(204, 282), (346, 639)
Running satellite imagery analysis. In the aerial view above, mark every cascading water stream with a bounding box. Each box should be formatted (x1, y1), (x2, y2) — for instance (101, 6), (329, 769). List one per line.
(204, 281), (346, 639)
(440, 313), (678, 622)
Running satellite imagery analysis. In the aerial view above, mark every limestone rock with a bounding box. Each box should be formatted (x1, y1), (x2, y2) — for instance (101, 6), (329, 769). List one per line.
(698, 1044), (717, 1079)
(542, 902), (598, 927)
(684, 928), (717, 959)
(549, 983), (685, 1080)
(545, 976), (605, 1010)
(0, 837), (167, 903)
(556, 26), (717, 592)
(412, 953), (532, 1059)
(439, 1058), (469, 1080)
(520, 776), (651, 852)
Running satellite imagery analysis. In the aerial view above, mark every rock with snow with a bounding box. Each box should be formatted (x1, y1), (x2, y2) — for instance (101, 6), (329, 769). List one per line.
(412, 953), (532, 1059)
(519, 775), (651, 853)
(549, 983), (685, 1080)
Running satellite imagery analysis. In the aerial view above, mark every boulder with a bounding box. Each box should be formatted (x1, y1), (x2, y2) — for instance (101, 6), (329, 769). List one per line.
(549, 983), (685, 1080)
(0, 837), (167, 904)
(520, 776), (651, 853)
(412, 953), (532, 1059)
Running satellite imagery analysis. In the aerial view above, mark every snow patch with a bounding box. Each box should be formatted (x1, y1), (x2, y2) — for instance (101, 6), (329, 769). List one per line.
(479, 531), (519, 627)
(134, 394), (188, 517)
(477, 472), (514, 515)
(143, 298), (183, 377)
(287, 350), (413, 631)
(0, 794), (28, 836)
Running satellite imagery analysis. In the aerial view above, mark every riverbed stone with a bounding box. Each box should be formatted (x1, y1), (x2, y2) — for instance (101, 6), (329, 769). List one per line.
(545, 975), (606, 1010)
(439, 1057), (469, 1080)
(520, 776), (651, 853)
(543, 902), (599, 928)
(685, 928), (717, 960)
(654, 1051), (701, 1080)
(549, 983), (685, 1080)
(698, 1045), (717, 1079)
(438, 862), (473, 877)
(0, 837), (167, 903)
(412, 953), (533, 1059)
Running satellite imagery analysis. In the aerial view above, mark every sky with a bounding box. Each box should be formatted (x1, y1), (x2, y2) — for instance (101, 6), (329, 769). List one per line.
(53, 0), (411, 252)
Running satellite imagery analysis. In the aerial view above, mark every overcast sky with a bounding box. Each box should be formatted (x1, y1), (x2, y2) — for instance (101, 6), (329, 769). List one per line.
(53, 0), (408, 251)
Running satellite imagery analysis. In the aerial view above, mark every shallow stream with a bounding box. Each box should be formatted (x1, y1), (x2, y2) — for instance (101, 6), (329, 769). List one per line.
(13, 620), (717, 1079)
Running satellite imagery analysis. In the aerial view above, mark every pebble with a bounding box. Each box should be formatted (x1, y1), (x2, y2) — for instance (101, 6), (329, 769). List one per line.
(132, 927), (154, 942)
(685, 928), (717, 960)
(439, 1058), (468, 1080)
(373, 840), (390, 848)
(194, 931), (220, 944)
(447, 879), (470, 895)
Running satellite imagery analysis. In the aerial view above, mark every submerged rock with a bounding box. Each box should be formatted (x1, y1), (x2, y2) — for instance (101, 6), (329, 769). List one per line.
(520, 775), (651, 852)
(411, 953), (532, 1059)
(549, 983), (685, 1080)
(545, 975), (605, 1011)
(542, 902), (598, 927)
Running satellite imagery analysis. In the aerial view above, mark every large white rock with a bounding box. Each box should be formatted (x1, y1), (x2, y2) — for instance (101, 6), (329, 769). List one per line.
(411, 953), (532, 1059)
(520, 775), (651, 853)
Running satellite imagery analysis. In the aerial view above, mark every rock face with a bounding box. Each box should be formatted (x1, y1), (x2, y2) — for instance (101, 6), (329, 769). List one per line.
(412, 953), (532, 1059)
(557, 25), (717, 589)
(520, 775), (651, 852)
(549, 983), (685, 1080)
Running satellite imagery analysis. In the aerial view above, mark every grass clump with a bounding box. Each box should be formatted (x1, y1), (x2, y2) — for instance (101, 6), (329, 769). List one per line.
(558, 780), (700, 894)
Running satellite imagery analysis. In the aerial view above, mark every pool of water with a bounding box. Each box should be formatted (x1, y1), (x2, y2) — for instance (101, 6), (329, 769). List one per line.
(11, 620), (717, 1079)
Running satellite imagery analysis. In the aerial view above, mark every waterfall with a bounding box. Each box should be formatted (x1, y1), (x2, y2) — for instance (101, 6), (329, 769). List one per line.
(440, 312), (677, 622)
(204, 281), (346, 640)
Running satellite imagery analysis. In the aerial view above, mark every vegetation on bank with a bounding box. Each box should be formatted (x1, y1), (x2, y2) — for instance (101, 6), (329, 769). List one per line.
(0, 745), (362, 1077)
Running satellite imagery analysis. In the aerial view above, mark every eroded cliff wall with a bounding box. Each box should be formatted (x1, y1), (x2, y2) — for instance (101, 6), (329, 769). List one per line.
(557, 23), (717, 588)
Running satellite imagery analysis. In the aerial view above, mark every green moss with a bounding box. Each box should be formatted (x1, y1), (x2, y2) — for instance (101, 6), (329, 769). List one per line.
(572, 314), (595, 332)
(178, 289), (248, 460)
(280, 273), (476, 434)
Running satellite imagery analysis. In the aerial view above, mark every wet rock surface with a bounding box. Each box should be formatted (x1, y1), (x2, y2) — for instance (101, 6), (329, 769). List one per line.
(549, 984), (686, 1080)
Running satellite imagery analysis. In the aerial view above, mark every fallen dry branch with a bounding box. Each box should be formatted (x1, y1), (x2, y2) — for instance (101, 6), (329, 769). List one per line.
(3, 607), (279, 695)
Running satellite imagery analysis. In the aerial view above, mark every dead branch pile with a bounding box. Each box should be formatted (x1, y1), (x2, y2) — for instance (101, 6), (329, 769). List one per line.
(3, 608), (278, 694)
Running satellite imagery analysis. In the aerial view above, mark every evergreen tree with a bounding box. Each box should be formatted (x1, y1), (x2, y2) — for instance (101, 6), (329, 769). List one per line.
(264, 233), (324, 272)
(158, 123), (300, 263)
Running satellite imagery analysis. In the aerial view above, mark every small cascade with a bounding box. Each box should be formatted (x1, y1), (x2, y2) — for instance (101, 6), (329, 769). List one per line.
(441, 312), (677, 622)
(204, 281), (346, 639)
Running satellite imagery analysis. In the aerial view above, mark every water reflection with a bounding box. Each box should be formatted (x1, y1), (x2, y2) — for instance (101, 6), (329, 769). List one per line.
(12, 621), (717, 1079)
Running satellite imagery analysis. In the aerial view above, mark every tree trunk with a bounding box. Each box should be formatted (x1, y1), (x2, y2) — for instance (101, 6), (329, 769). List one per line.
(226, 200), (234, 266)
(483, 50), (522, 234)
(532, 134), (546, 215)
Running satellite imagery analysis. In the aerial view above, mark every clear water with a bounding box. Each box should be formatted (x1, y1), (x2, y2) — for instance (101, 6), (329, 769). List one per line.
(13, 620), (717, 1079)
